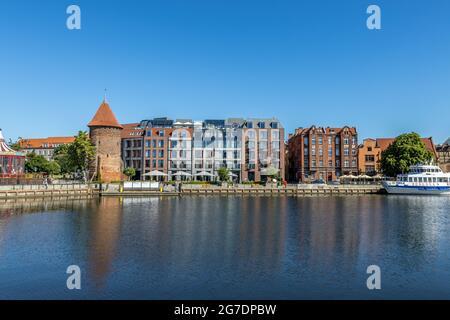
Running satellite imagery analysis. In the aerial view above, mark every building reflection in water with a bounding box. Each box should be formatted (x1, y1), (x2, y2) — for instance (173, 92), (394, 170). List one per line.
(86, 197), (123, 288)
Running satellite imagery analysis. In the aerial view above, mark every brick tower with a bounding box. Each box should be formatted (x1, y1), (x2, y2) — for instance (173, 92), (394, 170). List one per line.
(88, 100), (123, 182)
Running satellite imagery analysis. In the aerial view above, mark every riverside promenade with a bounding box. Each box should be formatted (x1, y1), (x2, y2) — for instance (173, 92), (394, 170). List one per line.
(0, 183), (385, 200)
(0, 183), (97, 200)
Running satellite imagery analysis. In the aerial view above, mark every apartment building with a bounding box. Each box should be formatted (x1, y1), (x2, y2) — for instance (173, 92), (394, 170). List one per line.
(191, 119), (243, 181)
(241, 118), (284, 182)
(287, 126), (358, 182)
(358, 137), (438, 175)
(18, 136), (75, 160)
(436, 137), (450, 172)
(119, 117), (285, 182)
(121, 123), (144, 179)
(357, 138), (381, 175)
(140, 118), (174, 177)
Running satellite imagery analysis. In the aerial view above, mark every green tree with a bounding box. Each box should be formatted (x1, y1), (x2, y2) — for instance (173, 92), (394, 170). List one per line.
(53, 144), (74, 174)
(25, 153), (60, 175)
(123, 167), (136, 180)
(217, 167), (230, 182)
(7, 138), (22, 151)
(25, 153), (48, 173)
(380, 132), (434, 177)
(67, 131), (95, 178)
(45, 160), (61, 176)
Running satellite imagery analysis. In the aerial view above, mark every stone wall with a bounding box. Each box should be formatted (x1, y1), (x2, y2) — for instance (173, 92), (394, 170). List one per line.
(89, 127), (123, 182)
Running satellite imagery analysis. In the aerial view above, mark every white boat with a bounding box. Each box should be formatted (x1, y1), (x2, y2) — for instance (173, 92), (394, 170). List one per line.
(382, 164), (450, 195)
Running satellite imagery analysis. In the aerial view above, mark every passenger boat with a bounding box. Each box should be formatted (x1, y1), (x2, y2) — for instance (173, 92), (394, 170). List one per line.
(382, 164), (450, 195)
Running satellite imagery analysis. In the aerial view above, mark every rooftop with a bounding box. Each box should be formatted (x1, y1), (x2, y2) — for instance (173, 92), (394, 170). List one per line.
(18, 136), (75, 149)
(88, 101), (123, 129)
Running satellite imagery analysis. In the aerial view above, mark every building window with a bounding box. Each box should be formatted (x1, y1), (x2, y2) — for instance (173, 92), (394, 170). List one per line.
(158, 160), (164, 168)
(271, 130), (279, 140)
(146, 131), (152, 137)
(158, 140), (164, 148)
(344, 160), (349, 168)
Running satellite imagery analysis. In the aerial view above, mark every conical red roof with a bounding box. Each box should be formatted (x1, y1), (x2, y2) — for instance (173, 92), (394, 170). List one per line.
(88, 101), (123, 129)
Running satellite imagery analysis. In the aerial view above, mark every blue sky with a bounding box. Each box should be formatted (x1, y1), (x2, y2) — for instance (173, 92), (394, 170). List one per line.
(1, 0), (449, 143)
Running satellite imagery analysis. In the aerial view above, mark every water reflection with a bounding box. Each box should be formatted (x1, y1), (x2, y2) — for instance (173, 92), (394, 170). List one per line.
(0, 195), (449, 299)
(87, 198), (123, 288)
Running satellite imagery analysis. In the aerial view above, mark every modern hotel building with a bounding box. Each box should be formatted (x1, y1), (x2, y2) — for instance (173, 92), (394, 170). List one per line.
(121, 117), (285, 182)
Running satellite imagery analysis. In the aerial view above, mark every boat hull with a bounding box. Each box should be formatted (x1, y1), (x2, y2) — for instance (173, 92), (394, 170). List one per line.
(383, 183), (450, 195)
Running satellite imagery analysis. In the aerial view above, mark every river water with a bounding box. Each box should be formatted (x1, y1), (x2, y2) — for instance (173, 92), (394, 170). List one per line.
(0, 195), (449, 299)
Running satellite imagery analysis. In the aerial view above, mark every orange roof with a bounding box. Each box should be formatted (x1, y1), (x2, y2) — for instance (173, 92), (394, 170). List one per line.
(88, 101), (123, 129)
(376, 137), (437, 158)
(19, 136), (75, 149)
(121, 123), (144, 138)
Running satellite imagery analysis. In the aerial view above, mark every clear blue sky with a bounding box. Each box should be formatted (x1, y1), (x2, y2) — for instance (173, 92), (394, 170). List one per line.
(1, 0), (449, 143)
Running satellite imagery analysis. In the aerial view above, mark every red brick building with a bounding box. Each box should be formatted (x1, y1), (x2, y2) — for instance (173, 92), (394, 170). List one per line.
(287, 126), (358, 182)
(358, 137), (438, 175)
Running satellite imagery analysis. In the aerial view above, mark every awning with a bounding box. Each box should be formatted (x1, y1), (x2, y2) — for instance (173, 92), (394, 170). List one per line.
(194, 171), (216, 177)
(143, 170), (168, 177)
(172, 171), (192, 176)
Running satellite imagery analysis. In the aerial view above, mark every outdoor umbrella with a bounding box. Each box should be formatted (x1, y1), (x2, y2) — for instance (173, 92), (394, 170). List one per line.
(142, 170), (168, 177)
(194, 171), (215, 177)
(172, 171), (192, 177)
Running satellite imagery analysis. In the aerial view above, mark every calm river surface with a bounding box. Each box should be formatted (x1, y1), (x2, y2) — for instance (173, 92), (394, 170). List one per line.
(0, 195), (450, 299)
